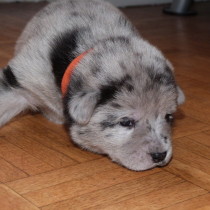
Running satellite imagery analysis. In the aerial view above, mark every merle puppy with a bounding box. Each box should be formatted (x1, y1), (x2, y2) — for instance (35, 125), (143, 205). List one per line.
(0, 0), (184, 171)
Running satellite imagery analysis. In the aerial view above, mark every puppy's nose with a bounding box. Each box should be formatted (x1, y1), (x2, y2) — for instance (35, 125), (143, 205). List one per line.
(151, 152), (167, 163)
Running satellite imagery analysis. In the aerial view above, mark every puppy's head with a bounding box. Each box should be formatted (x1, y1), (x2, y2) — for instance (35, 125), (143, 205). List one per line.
(64, 38), (184, 171)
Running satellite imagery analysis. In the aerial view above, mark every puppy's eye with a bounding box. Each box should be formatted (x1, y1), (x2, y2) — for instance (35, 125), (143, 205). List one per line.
(165, 114), (174, 123)
(119, 118), (135, 128)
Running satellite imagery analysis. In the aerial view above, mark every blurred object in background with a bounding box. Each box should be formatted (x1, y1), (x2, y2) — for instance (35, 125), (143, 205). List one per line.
(163, 0), (197, 15)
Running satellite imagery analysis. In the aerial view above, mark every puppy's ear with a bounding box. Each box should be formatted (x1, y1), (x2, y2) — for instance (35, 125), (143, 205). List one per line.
(68, 90), (99, 124)
(166, 61), (185, 105)
(177, 86), (185, 105)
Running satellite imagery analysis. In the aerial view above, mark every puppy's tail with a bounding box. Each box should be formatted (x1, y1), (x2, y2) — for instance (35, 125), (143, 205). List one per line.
(0, 66), (32, 127)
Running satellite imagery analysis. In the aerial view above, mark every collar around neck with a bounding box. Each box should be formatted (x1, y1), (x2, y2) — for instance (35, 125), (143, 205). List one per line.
(61, 50), (90, 96)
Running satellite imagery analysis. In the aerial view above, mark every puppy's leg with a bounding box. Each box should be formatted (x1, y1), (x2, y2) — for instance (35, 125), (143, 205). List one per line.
(40, 105), (64, 124)
(0, 89), (32, 127)
(0, 67), (34, 127)
(32, 88), (65, 124)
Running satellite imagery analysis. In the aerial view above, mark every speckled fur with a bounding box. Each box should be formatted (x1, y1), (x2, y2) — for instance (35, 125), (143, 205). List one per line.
(0, 0), (185, 171)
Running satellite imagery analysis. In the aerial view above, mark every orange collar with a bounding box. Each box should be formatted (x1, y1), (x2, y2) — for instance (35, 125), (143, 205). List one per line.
(61, 50), (90, 96)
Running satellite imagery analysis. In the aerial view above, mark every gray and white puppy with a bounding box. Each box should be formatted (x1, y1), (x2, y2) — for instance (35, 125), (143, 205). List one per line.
(0, 0), (184, 171)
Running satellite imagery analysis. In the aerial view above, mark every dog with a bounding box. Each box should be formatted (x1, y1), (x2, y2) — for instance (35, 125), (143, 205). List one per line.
(0, 0), (185, 171)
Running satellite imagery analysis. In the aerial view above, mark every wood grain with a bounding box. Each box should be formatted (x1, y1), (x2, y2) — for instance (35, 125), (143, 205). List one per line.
(95, 182), (206, 210)
(0, 184), (39, 210)
(0, 2), (210, 210)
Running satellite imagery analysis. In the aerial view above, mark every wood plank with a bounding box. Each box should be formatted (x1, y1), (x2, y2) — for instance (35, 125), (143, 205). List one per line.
(163, 194), (210, 210)
(204, 130), (210, 136)
(181, 97), (210, 124)
(6, 158), (119, 194)
(42, 171), (183, 210)
(176, 77), (210, 102)
(173, 142), (210, 175)
(172, 115), (210, 139)
(187, 131), (210, 147)
(1, 114), (101, 163)
(165, 159), (210, 191)
(0, 184), (39, 210)
(164, 137), (210, 190)
(23, 167), (160, 207)
(0, 157), (28, 183)
(0, 138), (53, 175)
(175, 137), (210, 159)
(172, 55), (210, 84)
(95, 182), (207, 210)
(4, 133), (77, 169)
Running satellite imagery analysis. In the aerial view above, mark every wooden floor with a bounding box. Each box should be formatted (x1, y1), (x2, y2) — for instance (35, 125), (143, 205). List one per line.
(0, 2), (210, 209)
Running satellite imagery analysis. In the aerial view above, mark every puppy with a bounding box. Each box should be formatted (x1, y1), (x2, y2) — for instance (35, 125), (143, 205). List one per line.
(0, 0), (184, 171)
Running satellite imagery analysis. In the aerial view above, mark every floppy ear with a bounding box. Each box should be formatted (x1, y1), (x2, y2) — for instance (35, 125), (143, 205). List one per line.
(68, 90), (99, 124)
(166, 61), (185, 105)
(177, 86), (185, 105)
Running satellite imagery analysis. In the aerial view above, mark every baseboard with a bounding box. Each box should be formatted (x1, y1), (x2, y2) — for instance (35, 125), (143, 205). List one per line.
(105, 0), (171, 7)
(105, 0), (210, 7)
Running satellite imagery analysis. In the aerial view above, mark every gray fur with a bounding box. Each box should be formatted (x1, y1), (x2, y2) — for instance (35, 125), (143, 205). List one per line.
(0, 0), (185, 171)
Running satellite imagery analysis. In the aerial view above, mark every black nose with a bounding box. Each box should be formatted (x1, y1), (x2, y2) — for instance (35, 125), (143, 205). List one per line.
(151, 152), (167, 163)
